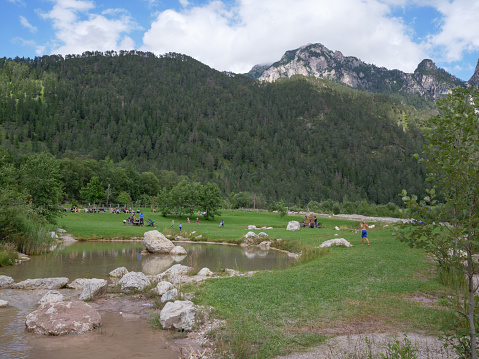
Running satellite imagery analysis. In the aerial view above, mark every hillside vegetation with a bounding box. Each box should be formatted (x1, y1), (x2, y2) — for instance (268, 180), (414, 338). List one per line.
(0, 51), (431, 205)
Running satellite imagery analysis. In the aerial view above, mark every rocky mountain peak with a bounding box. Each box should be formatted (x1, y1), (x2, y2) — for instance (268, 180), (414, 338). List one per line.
(467, 60), (479, 89)
(246, 43), (472, 100)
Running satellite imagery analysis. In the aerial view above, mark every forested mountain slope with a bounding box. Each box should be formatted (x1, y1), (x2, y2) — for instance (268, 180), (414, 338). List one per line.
(0, 51), (429, 204)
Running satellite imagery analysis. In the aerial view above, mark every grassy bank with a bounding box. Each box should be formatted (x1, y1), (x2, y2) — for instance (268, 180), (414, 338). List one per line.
(36, 210), (449, 357)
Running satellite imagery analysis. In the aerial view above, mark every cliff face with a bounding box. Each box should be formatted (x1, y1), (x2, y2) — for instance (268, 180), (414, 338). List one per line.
(248, 43), (470, 99)
(467, 60), (479, 88)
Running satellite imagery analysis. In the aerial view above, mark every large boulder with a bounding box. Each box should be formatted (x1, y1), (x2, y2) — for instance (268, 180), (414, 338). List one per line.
(118, 272), (151, 292)
(38, 290), (64, 305)
(160, 300), (196, 331)
(258, 241), (271, 250)
(79, 278), (107, 301)
(13, 277), (69, 290)
(143, 230), (175, 254)
(0, 275), (14, 288)
(244, 231), (258, 239)
(109, 267), (129, 278)
(287, 221), (300, 231)
(0, 300), (9, 307)
(320, 238), (353, 248)
(25, 301), (101, 335)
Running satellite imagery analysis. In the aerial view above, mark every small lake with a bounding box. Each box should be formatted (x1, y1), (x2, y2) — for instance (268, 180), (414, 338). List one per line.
(0, 241), (294, 281)
(0, 241), (293, 359)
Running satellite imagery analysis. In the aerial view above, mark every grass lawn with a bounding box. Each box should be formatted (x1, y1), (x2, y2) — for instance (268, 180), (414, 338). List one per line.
(56, 210), (449, 358)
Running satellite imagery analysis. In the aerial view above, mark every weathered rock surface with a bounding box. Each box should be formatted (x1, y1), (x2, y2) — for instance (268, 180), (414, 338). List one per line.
(154, 281), (174, 296)
(0, 299), (9, 307)
(25, 301), (101, 335)
(170, 246), (187, 255)
(109, 267), (128, 278)
(118, 272), (151, 292)
(197, 268), (213, 277)
(79, 278), (107, 301)
(38, 290), (64, 304)
(245, 231), (259, 239)
(258, 232), (269, 238)
(320, 238), (353, 248)
(0, 275), (14, 288)
(158, 264), (193, 283)
(287, 221), (300, 231)
(161, 288), (179, 303)
(143, 230), (175, 253)
(258, 241), (271, 250)
(160, 300), (196, 331)
(67, 278), (89, 290)
(13, 277), (69, 290)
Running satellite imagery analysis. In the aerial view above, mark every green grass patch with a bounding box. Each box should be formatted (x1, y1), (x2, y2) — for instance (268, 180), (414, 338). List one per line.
(57, 210), (448, 358)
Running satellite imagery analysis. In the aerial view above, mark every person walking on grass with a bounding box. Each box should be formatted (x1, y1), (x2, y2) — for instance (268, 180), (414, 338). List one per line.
(179, 223), (182, 232)
(360, 221), (370, 245)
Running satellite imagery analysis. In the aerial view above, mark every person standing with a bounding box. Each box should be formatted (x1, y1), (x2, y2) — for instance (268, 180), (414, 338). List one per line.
(360, 221), (370, 245)
(179, 223), (183, 231)
(171, 219), (174, 228)
(196, 217), (199, 225)
(139, 212), (144, 226)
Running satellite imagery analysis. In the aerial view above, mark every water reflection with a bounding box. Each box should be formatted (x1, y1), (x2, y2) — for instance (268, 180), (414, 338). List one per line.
(0, 241), (293, 281)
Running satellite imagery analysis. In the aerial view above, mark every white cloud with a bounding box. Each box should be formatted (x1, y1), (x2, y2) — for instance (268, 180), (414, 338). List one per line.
(40, 0), (138, 56)
(426, 0), (479, 63)
(7, 0), (26, 6)
(20, 16), (38, 33)
(141, 0), (427, 74)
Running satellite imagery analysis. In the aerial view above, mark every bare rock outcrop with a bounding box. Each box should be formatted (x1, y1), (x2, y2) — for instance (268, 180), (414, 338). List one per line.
(109, 267), (128, 278)
(25, 301), (101, 335)
(0, 275), (14, 288)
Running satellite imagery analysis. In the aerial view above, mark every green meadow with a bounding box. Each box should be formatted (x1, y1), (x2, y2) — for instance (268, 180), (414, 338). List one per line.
(57, 210), (448, 358)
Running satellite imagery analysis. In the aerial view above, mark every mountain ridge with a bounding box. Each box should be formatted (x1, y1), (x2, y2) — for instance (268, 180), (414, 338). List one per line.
(246, 43), (476, 99)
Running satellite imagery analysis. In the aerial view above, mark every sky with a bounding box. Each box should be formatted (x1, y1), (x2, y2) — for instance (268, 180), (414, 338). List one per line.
(1, 0), (479, 81)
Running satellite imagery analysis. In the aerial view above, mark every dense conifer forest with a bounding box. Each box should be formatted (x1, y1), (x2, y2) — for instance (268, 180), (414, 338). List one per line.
(0, 51), (430, 206)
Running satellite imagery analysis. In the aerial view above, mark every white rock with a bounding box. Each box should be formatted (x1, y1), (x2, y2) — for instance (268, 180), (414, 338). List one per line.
(67, 278), (90, 290)
(0, 275), (14, 288)
(320, 238), (353, 248)
(160, 300), (196, 331)
(369, 225), (375, 228)
(159, 264), (193, 284)
(170, 246), (187, 255)
(118, 272), (151, 292)
(258, 241), (271, 250)
(195, 235), (202, 240)
(13, 277), (69, 290)
(79, 278), (107, 300)
(154, 281), (174, 296)
(334, 226), (340, 230)
(56, 228), (67, 233)
(25, 301), (101, 335)
(38, 290), (64, 304)
(258, 232), (269, 238)
(109, 267), (129, 278)
(161, 288), (179, 303)
(143, 230), (175, 254)
(286, 221), (300, 231)
(247, 225), (257, 230)
(49, 231), (59, 239)
(245, 231), (259, 239)
(0, 300), (9, 307)
(197, 268), (213, 276)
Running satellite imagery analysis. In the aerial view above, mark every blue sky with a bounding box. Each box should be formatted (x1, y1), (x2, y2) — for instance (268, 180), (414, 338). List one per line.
(2, 0), (479, 81)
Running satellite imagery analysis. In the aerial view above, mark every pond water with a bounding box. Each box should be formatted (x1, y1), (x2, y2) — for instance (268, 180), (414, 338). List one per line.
(1, 241), (293, 281)
(0, 241), (293, 359)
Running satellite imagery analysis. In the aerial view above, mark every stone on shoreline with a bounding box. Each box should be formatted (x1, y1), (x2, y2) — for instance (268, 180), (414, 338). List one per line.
(0, 275), (14, 288)
(79, 278), (108, 301)
(119, 272), (151, 292)
(39, 290), (64, 304)
(170, 246), (187, 255)
(160, 300), (196, 331)
(109, 267), (129, 278)
(13, 277), (69, 290)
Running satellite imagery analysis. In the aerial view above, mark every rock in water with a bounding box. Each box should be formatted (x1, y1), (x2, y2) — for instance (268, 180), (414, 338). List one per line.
(143, 230), (175, 253)
(25, 301), (101, 335)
